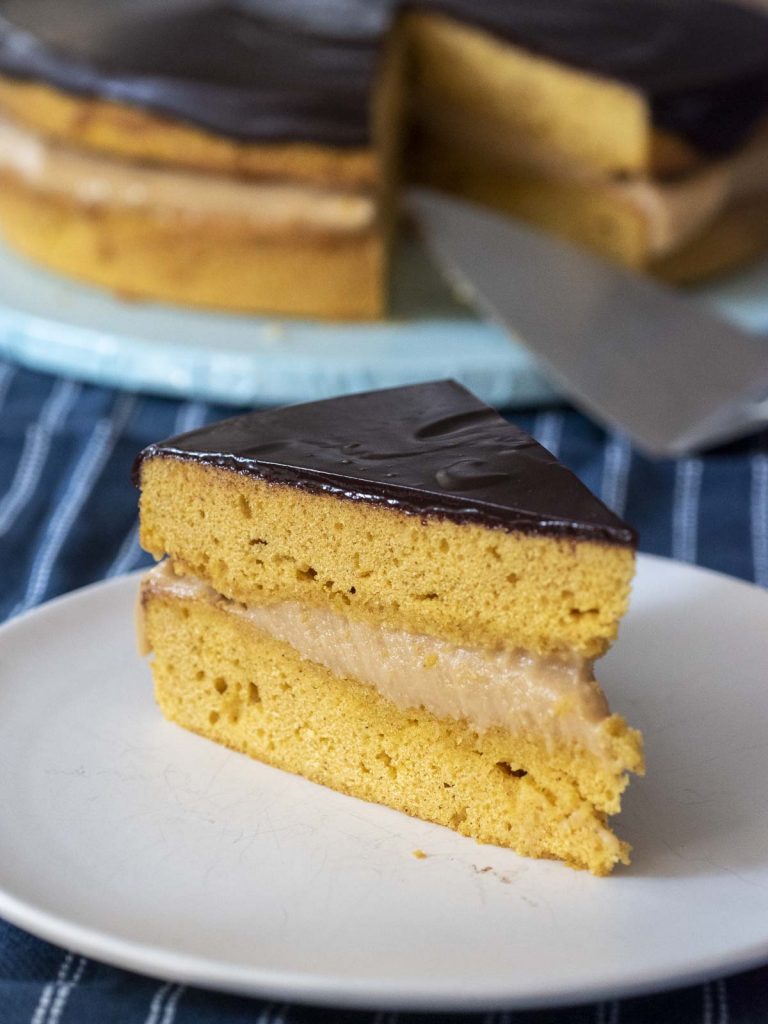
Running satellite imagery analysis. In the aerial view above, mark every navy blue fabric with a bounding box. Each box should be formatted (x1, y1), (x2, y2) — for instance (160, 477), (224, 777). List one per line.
(1, 359), (767, 1023)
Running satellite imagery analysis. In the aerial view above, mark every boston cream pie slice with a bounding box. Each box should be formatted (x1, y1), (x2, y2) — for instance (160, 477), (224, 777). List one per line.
(134, 381), (644, 875)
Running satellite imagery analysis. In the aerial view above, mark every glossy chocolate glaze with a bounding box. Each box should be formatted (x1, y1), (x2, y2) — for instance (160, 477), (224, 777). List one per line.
(1, 0), (768, 154)
(0, 0), (385, 145)
(133, 380), (636, 546)
(418, 0), (768, 156)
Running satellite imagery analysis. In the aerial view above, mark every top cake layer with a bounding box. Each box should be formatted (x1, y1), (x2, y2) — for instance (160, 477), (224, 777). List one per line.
(136, 382), (637, 657)
(1, 0), (767, 154)
(418, 0), (768, 157)
(133, 379), (635, 546)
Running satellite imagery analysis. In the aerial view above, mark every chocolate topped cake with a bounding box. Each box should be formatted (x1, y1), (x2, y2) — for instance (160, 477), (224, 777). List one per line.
(416, 0), (768, 159)
(135, 381), (644, 875)
(0, 0), (766, 315)
(0, 0), (402, 318)
(407, 0), (768, 280)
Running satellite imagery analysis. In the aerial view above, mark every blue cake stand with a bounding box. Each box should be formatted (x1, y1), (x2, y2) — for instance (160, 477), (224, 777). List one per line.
(0, 235), (766, 408)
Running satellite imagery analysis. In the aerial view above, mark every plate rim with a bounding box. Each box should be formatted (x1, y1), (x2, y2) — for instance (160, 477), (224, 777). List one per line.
(1, 557), (768, 1011)
(2, 880), (768, 1012)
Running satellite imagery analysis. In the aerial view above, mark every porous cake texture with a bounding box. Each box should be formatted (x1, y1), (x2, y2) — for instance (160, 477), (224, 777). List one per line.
(135, 381), (644, 875)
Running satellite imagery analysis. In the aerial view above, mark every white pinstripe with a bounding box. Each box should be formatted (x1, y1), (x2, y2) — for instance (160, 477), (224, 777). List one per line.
(715, 977), (729, 1024)
(751, 451), (768, 588)
(672, 458), (703, 564)
(532, 410), (564, 457)
(255, 1002), (276, 1024)
(159, 983), (186, 1024)
(144, 982), (174, 1024)
(106, 520), (142, 578)
(595, 1001), (607, 1024)
(601, 432), (632, 517)
(29, 952), (73, 1024)
(268, 1003), (291, 1024)
(607, 998), (621, 1024)
(13, 394), (136, 615)
(46, 955), (88, 1024)
(174, 400), (208, 436)
(0, 380), (80, 536)
(0, 362), (16, 411)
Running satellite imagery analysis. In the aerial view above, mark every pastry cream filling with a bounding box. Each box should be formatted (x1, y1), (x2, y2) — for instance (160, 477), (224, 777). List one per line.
(419, 107), (768, 257)
(0, 114), (376, 231)
(143, 562), (616, 755)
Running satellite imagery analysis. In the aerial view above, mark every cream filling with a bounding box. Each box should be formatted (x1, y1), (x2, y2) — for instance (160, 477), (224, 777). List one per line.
(418, 105), (768, 257)
(143, 562), (615, 755)
(0, 114), (376, 232)
(611, 132), (768, 256)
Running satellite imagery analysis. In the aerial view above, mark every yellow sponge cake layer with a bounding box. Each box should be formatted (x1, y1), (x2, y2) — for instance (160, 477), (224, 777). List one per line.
(139, 457), (635, 660)
(0, 171), (384, 319)
(142, 580), (641, 876)
(408, 12), (651, 178)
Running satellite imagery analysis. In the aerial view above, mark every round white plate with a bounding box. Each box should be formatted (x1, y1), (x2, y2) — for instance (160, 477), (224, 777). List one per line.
(0, 234), (766, 408)
(1, 556), (768, 1011)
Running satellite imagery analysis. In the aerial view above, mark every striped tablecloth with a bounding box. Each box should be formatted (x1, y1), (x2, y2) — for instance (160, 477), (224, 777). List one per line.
(1, 358), (767, 1023)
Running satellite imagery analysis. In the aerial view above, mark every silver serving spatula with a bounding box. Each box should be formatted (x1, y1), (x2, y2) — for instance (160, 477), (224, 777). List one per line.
(408, 187), (768, 457)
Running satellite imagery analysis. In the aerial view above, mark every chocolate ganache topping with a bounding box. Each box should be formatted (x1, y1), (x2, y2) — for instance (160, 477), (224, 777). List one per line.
(1, 0), (768, 153)
(0, 0), (387, 145)
(133, 380), (636, 546)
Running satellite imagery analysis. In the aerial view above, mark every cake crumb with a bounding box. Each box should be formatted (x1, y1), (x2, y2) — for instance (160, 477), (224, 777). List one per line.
(412, 849), (428, 860)
(262, 323), (287, 344)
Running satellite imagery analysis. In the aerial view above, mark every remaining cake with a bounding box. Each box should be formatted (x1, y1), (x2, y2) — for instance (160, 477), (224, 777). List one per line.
(134, 381), (644, 875)
(0, 1), (767, 317)
(0, 0), (403, 318)
(407, 0), (768, 282)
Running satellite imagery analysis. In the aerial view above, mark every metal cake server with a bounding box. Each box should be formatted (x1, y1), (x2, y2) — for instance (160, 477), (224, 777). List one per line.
(408, 187), (768, 457)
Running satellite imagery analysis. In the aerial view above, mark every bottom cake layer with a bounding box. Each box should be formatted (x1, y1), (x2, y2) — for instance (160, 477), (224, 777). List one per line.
(141, 580), (642, 875)
(412, 133), (768, 283)
(0, 172), (385, 320)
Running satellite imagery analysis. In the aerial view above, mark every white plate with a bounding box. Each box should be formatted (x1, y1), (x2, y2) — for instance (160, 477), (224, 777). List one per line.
(1, 556), (768, 1011)
(0, 233), (766, 407)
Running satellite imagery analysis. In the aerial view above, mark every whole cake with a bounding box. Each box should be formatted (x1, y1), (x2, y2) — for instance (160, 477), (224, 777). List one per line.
(134, 381), (644, 875)
(0, 0), (767, 316)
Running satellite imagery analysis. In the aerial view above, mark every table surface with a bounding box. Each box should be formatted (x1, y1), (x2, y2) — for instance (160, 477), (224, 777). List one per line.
(1, 356), (767, 1024)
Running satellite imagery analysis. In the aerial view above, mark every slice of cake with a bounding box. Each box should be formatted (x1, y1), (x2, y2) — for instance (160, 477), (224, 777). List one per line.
(134, 381), (644, 875)
(0, 0), (402, 318)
